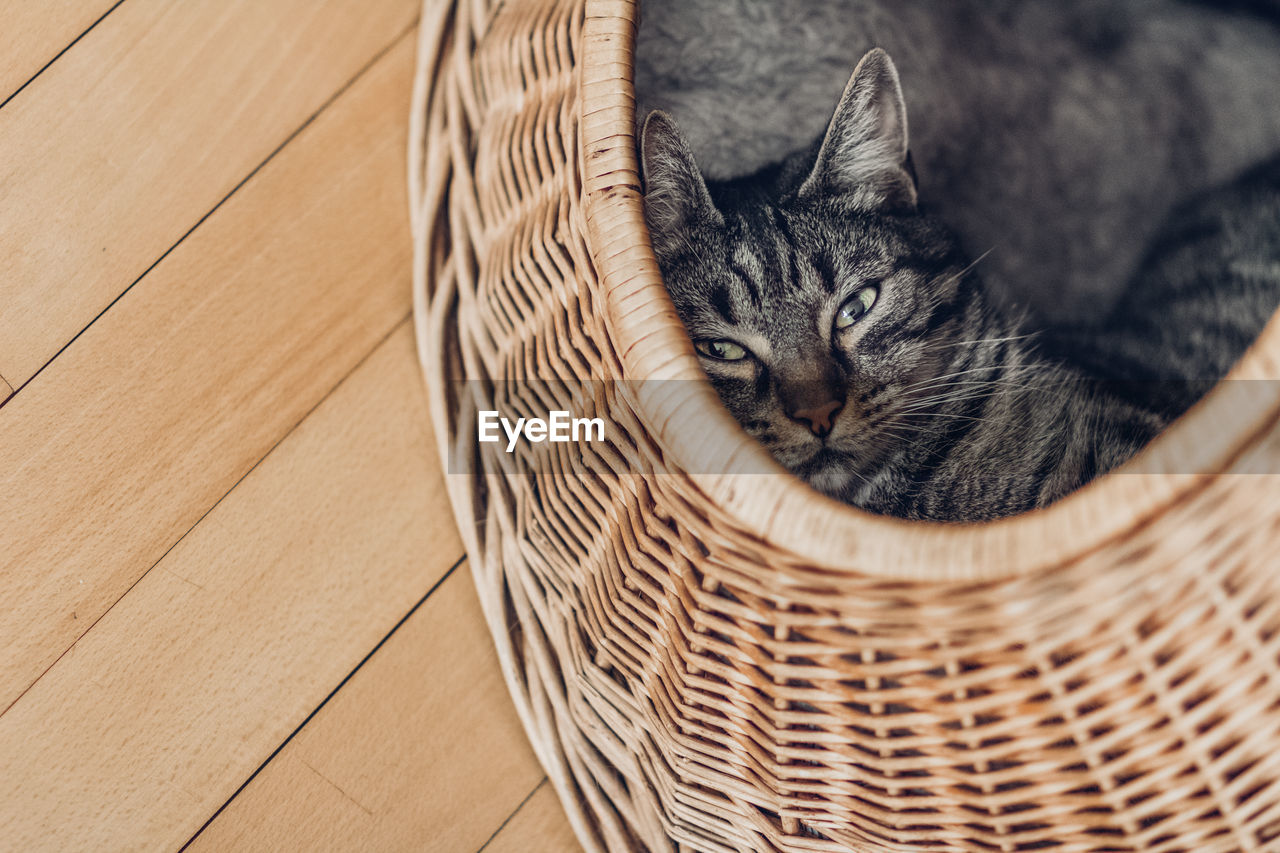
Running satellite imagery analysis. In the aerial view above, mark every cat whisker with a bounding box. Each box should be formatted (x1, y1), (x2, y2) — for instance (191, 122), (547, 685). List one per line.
(866, 426), (916, 443)
(897, 387), (1026, 411)
(918, 412), (1001, 424)
(904, 374), (1050, 394)
(908, 377), (1052, 398)
(900, 376), (1057, 403)
(899, 382), (1037, 408)
(924, 247), (997, 293)
(903, 383), (1052, 406)
(899, 362), (1047, 392)
(917, 331), (1041, 352)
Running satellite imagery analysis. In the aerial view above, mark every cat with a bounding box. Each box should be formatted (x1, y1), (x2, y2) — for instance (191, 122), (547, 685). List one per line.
(1049, 153), (1280, 422)
(635, 0), (1280, 326)
(640, 49), (1279, 521)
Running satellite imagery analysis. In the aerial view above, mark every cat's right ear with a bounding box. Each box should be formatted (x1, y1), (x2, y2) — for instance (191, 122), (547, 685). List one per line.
(641, 111), (723, 255)
(798, 49), (918, 212)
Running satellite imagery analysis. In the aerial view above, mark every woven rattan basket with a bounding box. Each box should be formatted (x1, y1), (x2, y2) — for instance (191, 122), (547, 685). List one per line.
(410, 1), (1280, 850)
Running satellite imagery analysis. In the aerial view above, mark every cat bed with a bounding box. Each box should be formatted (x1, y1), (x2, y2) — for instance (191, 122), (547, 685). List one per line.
(410, 1), (1280, 850)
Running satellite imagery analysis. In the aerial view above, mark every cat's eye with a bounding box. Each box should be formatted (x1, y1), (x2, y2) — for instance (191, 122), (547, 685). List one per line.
(695, 340), (749, 361)
(834, 286), (879, 330)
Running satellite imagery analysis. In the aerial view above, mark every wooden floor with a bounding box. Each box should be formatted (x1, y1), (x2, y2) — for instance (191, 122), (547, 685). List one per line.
(0, 3), (579, 850)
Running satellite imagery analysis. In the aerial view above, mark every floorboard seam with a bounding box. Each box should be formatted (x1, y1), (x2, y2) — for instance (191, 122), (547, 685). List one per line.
(477, 777), (551, 853)
(0, 16), (419, 413)
(179, 554), (468, 850)
(0, 310), (410, 719)
(0, 0), (128, 112)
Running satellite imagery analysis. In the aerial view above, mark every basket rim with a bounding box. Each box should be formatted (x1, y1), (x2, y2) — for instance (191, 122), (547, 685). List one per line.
(580, 0), (1280, 582)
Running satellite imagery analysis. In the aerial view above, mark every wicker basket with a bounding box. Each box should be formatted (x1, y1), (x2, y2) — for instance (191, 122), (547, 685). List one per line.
(410, 1), (1280, 850)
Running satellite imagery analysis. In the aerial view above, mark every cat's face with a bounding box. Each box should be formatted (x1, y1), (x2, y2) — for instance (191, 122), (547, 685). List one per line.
(657, 190), (979, 499)
(643, 49), (986, 500)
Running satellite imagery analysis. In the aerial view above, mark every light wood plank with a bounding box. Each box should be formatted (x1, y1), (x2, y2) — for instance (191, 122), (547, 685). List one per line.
(186, 566), (547, 853)
(0, 0), (418, 387)
(0, 323), (465, 850)
(0, 0), (118, 103)
(0, 35), (416, 710)
(484, 782), (583, 853)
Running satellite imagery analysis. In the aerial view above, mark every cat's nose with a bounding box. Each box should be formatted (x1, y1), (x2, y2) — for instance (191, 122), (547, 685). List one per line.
(792, 400), (843, 438)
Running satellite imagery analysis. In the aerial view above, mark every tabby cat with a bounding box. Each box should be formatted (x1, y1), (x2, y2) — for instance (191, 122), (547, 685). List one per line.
(641, 49), (1279, 521)
(636, 0), (1280, 325)
(1051, 153), (1280, 421)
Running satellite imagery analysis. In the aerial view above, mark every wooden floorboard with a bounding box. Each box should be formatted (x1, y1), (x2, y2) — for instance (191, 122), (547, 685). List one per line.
(185, 565), (553, 853)
(2, 4), (579, 849)
(483, 782), (584, 853)
(0, 0), (418, 388)
(0, 323), (464, 850)
(0, 0), (120, 104)
(0, 32), (417, 712)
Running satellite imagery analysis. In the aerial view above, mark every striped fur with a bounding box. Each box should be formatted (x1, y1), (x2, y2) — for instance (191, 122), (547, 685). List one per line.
(636, 0), (1280, 326)
(641, 50), (1278, 522)
(1051, 154), (1280, 420)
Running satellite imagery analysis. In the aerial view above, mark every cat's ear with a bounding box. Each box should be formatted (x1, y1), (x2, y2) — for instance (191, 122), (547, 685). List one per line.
(798, 49), (918, 211)
(641, 111), (723, 255)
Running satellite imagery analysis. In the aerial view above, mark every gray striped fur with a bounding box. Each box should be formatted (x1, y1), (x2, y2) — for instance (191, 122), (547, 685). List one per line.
(642, 50), (1277, 521)
(636, 0), (1280, 325)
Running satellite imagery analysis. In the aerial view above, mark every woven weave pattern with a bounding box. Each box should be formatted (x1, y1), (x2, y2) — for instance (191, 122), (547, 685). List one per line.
(411, 1), (1280, 850)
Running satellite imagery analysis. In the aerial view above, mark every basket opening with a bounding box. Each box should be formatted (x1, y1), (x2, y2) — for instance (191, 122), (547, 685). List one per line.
(579, 2), (1280, 582)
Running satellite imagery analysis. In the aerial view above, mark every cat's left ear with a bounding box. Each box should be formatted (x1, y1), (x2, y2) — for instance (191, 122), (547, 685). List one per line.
(798, 48), (918, 212)
(640, 111), (724, 257)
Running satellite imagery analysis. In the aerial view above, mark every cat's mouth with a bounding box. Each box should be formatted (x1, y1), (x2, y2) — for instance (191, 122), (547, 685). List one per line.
(792, 447), (861, 497)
